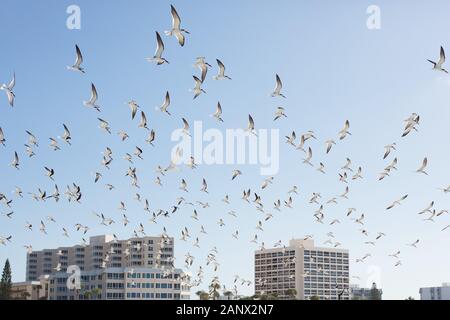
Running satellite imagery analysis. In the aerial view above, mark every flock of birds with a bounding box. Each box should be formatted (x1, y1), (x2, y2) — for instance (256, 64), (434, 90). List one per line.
(1, 5), (450, 298)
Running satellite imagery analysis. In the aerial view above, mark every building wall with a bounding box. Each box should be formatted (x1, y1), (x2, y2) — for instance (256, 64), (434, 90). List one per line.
(420, 284), (450, 300)
(47, 267), (190, 300)
(255, 239), (349, 300)
(26, 235), (174, 281)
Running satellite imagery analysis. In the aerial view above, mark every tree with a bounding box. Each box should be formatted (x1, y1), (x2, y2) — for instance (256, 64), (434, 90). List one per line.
(405, 296), (415, 300)
(20, 291), (31, 300)
(310, 295), (320, 300)
(209, 282), (221, 300)
(196, 290), (209, 300)
(90, 287), (102, 300)
(0, 259), (12, 300)
(285, 289), (297, 300)
(369, 282), (381, 300)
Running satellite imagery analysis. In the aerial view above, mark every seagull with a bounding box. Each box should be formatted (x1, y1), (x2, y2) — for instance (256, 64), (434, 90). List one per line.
(408, 239), (420, 248)
(273, 107), (287, 121)
(146, 31), (169, 65)
(418, 201), (434, 215)
(386, 194), (408, 210)
(0, 73), (15, 107)
(156, 91), (171, 115)
(164, 5), (190, 46)
(60, 124), (72, 145)
(232, 170), (242, 180)
(49, 138), (60, 151)
(191, 76), (206, 99)
(194, 57), (212, 83)
(211, 102), (224, 122)
(246, 114), (257, 135)
(26, 130), (38, 147)
(415, 157), (428, 175)
(67, 44), (85, 73)
(0, 127), (5, 146)
(146, 129), (156, 146)
(44, 167), (55, 180)
(97, 118), (111, 134)
(325, 140), (336, 154)
(383, 143), (396, 159)
(83, 83), (101, 112)
(270, 74), (286, 98)
(137, 111), (149, 130)
(338, 120), (351, 140)
(126, 100), (139, 120)
(213, 59), (231, 80)
(428, 46), (448, 73)
(438, 185), (450, 193)
(302, 147), (313, 166)
(200, 178), (208, 193)
(118, 130), (129, 141)
(10, 152), (19, 169)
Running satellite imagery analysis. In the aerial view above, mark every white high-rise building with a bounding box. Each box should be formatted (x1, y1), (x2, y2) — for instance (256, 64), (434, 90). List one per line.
(254, 239), (350, 300)
(420, 283), (450, 300)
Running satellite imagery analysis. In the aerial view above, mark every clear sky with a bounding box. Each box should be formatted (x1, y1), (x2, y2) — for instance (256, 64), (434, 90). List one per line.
(1, 0), (450, 300)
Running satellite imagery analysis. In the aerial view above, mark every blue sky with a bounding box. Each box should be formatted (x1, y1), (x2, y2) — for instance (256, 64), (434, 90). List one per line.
(1, 0), (450, 299)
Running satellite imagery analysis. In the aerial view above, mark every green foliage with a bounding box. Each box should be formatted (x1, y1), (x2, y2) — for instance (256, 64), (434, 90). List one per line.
(0, 259), (12, 300)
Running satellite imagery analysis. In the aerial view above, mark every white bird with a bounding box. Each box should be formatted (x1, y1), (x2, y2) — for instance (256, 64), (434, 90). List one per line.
(146, 129), (156, 146)
(273, 107), (287, 121)
(138, 111), (149, 130)
(428, 46), (448, 73)
(191, 76), (206, 99)
(146, 31), (169, 65)
(83, 83), (101, 112)
(408, 239), (420, 248)
(97, 118), (111, 134)
(67, 44), (85, 73)
(325, 140), (336, 154)
(338, 120), (351, 140)
(194, 57), (212, 83)
(386, 194), (408, 210)
(0, 127), (5, 146)
(60, 124), (72, 145)
(383, 143), (396, 159)
(270, 74), (286, 98)
(10, 152), (19, 169)
(156, 91), (171, 115)
(213, 59), (231, 80)
(415, 157), (428, 175)
(0, 73), (15, 107)
(302, 147), (313, 166)
(164, 5), (190, 46)
(211, 102), (224, 122)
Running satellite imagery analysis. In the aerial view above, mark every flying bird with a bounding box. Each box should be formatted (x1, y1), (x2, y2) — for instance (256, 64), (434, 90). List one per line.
(67, 44), (85, 73)
(146, 31), (169, 65)
(270, 74), (286, 98)
(213, 59), (231, 80)
(428, 46), (448, 73)
(165, 5), (190, 46)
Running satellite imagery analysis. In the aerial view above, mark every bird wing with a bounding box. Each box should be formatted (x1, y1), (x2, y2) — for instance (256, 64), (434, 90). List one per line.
(155, 31), (165, 57)
(170, 5), (181, 30)
(74, 45), (83, 67)
(216, 59), (226, 76)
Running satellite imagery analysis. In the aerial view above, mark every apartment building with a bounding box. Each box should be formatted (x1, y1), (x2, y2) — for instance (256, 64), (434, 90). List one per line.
(47, 267), (190, 300)
(26, 235), (174, 281)
(420, 283), (450, 300)
(350, 283), (382, 300)
(10, 275), (49, 300)
(254, 239), (350, 300)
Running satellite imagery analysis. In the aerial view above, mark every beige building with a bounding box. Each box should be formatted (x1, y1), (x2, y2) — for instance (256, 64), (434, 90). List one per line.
(27, 235), (174, 281)
(11, 276), (49, 300)
(254, 239), (350, 300)
(47, 267), (190, 300)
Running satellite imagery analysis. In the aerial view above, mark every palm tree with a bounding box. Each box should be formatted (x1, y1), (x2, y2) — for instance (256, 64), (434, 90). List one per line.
(285, 288), (297, 300)
(209, 282), (221, 300)
(195, 290), (209, 300)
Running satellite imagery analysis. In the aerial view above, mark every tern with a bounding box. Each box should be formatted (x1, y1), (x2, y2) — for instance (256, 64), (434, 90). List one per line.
(67, 44), (85, 73)
(1, 73), (15, 107)
(83, 83), (101, 112)
(270, 74), (286, 98)
(146, 31), (169, 65)
(428, 46), (448, 73)
(164, 5), (190, 46)
(213, 59), (231, 80)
